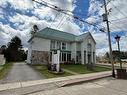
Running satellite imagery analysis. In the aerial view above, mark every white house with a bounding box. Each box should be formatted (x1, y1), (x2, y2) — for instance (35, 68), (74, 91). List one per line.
(27, 27), (96, 65)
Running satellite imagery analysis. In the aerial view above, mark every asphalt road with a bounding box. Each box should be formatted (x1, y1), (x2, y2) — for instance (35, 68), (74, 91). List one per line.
(0, 62), (43, 84)
(29, 77), (127, 95)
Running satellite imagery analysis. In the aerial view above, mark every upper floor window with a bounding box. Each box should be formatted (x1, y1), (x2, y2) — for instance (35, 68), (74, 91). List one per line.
(50, 40), (55, 49)
(57, 41), (61, 49)
(87, 43), (92, 52)
(62, 42), (66, 50)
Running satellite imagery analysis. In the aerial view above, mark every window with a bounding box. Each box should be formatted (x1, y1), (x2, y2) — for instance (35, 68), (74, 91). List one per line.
(62, 52), (66, 61)
(62, 42), (66, 50)
(50, 40), (55, 49)
(76, 51), (81, 62)
(57, 41), (61, 49)
(87, 43), (92, 53)
(67, 53), (71, 61)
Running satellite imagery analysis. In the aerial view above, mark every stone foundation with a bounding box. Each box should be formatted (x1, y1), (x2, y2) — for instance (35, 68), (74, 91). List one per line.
(31, 50), (50, 64)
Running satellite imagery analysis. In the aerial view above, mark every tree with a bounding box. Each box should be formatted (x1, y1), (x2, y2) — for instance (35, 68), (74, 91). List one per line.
(8, 36), (22, 51)
(0, 45), (6, 54)
(5, 36), (22, 62)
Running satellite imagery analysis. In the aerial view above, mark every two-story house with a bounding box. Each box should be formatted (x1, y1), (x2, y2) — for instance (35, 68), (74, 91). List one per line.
(27, 27), (96, 65)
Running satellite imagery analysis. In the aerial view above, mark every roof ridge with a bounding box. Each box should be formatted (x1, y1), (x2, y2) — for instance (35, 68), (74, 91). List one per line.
(41, 27), (76, 36)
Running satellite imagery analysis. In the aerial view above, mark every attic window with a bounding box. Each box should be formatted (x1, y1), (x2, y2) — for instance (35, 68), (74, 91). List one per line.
(88, 38), (91, 43)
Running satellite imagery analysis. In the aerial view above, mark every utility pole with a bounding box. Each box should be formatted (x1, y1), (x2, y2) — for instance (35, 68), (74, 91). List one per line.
(103, 0), (115, 77)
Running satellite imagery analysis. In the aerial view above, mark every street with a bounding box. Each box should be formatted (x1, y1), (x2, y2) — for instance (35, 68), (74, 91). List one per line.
(0, 62), (43, 84)
(29, 77), (127, 95)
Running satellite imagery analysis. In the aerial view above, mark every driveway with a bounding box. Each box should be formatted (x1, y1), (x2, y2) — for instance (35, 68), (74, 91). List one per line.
(0, 62), (43, 84)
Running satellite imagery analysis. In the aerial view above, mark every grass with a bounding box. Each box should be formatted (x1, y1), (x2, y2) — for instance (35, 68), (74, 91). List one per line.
(30, 64), (73, 79)
(61, 64), (111, 74)
(0, 63), (13, 79)
(31, 64), (111, 79)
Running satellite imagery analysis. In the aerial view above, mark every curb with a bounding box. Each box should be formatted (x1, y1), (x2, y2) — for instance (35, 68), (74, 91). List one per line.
(0, 71), (112, 92)
(58, 73), (111, 87)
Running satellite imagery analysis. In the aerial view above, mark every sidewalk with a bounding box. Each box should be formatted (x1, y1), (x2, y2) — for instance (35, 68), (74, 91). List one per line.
(0, 71), (111, 94)
(96, 63), (127, 68)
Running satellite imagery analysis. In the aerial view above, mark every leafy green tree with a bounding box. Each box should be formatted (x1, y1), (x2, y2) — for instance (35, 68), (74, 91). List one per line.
(5, 36), (22, 62)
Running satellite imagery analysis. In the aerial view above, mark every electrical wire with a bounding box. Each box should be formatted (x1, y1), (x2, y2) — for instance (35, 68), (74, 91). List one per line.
(32, 0), (100, 30)
(50, 12), (60, 28)
(110, 17), (127, 22)
(56, 14), (66, 29)
(110, 1), (127, 17)
(57, 15), (68, 29)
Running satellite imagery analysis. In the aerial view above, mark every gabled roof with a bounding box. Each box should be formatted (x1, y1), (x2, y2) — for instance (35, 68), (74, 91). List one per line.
(28, 27), (96, 44)
(33, 27), (76, 42)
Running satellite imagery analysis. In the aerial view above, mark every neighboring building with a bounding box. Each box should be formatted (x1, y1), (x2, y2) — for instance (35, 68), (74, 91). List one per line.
(27, 27), (96, 65)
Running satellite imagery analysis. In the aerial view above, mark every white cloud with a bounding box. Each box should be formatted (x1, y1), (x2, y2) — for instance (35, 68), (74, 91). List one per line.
(0, 0), (126, 56)
(0, 0), (81, 49)
(88, 0), (127, 56)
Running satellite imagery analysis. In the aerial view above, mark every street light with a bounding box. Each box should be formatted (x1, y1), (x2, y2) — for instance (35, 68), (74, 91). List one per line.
(115, 35), (122, 69)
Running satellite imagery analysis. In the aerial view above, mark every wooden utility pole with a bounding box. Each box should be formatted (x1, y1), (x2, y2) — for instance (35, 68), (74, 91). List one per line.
(103, 0), (115, 77)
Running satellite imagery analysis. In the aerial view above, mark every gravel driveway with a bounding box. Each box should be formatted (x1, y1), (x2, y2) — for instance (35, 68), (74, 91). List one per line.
(0, 62), (43, 84)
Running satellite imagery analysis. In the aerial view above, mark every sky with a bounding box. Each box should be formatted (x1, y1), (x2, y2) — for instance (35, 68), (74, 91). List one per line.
(0, 0), (127, 56)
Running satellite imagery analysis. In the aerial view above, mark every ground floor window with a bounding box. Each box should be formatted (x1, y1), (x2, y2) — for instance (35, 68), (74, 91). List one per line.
(84, 51), (86, 64)
(50, 51), (71, 63)
(62, 52), (66, 61)
(76, 51), (81, 63)
(61, 52), (71, 62)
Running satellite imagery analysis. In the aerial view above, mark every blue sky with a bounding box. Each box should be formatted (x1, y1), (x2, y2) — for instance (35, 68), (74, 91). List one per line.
(0, 0), (127, 56)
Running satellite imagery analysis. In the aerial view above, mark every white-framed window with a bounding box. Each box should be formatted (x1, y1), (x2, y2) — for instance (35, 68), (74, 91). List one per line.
(50, 40), (55, 49)
(57, 41), (61, 49)
(62, 42), (66, 50)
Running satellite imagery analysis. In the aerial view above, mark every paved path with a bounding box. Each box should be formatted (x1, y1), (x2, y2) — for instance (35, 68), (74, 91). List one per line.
(0, 62), (43, 84)
(29, 78), (127, 95)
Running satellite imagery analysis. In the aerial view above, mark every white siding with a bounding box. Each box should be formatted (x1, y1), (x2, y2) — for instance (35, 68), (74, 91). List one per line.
(32, 38), (50, 51)
(80, 34), (96, 64)
(76, 43), (81, 51)
(27, 43), (32, 64)
(71, 42), (76, 61)
(66, 42), (71, 51)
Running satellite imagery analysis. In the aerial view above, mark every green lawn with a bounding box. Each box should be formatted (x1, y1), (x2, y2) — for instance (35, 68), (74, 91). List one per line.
(31, 65), (73, 79)
(0, 63), (13, 79)
(61, 64), (111, 74)
(31, 64), (111, 79)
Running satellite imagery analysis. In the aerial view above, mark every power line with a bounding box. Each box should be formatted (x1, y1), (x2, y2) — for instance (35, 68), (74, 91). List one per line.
(109, 13), (127, 32)
(32, 0), (100, 30)
(110, 1), (127, 17)
(50, 12), (60, 28)
(110, 17), (127, 22)
(57, 16), (68, 29)
(56, 14), (66, 29)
